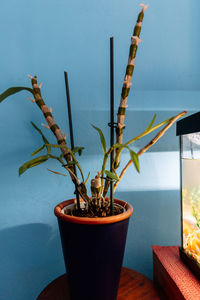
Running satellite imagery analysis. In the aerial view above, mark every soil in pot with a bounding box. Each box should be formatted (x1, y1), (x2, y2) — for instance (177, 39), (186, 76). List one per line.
(64, 198), (125, 218)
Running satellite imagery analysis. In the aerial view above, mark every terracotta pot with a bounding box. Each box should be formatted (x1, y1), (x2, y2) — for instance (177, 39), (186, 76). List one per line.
(54, 198), (133, 300)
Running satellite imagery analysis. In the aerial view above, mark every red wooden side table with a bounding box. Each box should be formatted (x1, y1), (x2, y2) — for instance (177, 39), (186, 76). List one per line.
(37, 267), (163, 300)
(153, 246), (200, 300)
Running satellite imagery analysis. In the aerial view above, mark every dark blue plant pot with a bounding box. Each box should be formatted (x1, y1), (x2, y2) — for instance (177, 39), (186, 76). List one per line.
(55, 198), (133, 300)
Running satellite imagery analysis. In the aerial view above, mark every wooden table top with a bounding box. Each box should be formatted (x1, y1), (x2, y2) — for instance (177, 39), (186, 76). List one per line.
(37, 267), (162, 300)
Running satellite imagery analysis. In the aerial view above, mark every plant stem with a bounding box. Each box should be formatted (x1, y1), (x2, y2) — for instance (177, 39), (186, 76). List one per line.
(100, 147), (113, 194)
(115, 4), (147, 169)
(113, 111), (187, 191)
(114, 115), (176, 165)
(30, 75), (88, 202)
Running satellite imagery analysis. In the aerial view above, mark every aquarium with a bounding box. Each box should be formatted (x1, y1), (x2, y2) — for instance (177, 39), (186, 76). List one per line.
(177, 112), (200, 279)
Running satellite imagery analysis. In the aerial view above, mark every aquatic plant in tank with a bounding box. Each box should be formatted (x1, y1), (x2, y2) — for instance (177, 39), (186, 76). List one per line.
(177, 112), (200, 279)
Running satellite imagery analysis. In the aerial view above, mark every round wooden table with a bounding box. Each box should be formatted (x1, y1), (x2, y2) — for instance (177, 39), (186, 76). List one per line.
(37, 267), (163, 300)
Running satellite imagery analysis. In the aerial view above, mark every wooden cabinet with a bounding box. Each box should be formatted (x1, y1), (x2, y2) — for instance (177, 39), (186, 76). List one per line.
(153, 246), (200, 300)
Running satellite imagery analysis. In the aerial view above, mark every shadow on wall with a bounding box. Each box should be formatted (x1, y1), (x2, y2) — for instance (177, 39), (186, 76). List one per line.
(0, 223), (65, 300)
(115, 190), (181, 279)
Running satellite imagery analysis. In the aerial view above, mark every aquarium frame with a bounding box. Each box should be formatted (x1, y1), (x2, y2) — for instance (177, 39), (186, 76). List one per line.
(176, 111), (200, 136)
(176, 112), (200, 280)
(179, 135), (183, 249)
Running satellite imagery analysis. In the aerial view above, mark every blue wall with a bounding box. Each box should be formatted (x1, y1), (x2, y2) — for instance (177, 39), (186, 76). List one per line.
(1, 0), (200, 299)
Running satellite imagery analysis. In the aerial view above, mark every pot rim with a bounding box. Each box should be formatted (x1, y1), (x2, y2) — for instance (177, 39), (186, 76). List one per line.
(54, 198), (133, 225)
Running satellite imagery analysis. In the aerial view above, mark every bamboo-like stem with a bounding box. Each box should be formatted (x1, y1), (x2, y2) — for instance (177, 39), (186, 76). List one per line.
(113, 111), (187, 191)
(30, 75), (89, 202)
(115, 4), (147, 169)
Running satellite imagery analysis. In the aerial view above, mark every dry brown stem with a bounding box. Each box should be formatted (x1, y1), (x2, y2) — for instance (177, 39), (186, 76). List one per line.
(113, 111), (187, 191)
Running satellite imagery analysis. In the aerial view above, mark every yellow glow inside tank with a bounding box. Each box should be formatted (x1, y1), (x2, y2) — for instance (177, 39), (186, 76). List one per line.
(181, 133), (200, 266)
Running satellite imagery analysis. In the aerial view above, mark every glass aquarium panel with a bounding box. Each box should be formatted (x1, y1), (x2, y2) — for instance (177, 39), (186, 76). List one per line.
(181, 133), (200, 266)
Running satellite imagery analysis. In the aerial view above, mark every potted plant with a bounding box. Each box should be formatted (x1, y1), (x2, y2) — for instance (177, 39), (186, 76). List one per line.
(0, 4), (186, 300)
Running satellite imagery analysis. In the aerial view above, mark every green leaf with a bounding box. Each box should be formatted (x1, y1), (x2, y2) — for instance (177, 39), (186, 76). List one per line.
(31, 122), (51, 154)
(105, 170), (119, 181)
(19, 155), (49, 176)
(145, 114), (156, 132)
(72, 146), (85, 156)
(45, 143), (71, 153)
(31, 145), (45, 156)
(128, 148), (140, 173)
(85, 172), (90, 185)
(47, 169), (67, 176)
(67, 160), (77, 165)
(0, 87), (34, 103)
(91, 124), (106, 154)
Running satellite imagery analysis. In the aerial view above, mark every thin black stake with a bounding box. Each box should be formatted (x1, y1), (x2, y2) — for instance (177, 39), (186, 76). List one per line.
(64, 71), (80, 210)
(110, 37), (114, 215)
